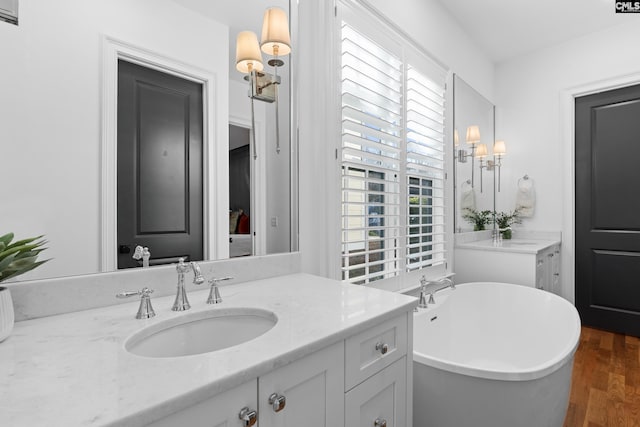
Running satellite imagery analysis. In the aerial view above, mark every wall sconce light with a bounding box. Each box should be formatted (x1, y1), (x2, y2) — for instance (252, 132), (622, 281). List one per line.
(475, 140), (507, 193)
(476, 143), (489, 192)
(491, 140), (506, 192)
(457, 125), (480, 187)
(236, 30), (264, 159)
(235, 7), (291, 159)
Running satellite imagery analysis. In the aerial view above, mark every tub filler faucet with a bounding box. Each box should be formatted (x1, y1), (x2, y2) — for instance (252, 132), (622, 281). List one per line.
(172, 258), (205, 311)
(417, 275), (455, 309)
(418, 276), (430, 309)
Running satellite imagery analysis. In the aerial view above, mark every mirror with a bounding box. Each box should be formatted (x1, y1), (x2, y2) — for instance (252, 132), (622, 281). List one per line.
(453, 75), (495, 232)
(0, 0), (296, 280)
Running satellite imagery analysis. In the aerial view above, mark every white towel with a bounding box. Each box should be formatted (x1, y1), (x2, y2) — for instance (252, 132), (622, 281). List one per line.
(515, 183), (535, 217)
(460, 187), (476, 211)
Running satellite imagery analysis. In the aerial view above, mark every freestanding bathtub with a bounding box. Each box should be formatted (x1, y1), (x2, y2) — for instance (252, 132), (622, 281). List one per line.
(412, 282), (581, 427)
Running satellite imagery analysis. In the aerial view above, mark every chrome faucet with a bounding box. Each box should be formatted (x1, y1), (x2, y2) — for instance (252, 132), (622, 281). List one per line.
(416, 275), (455, 309)
(206, 276), (233, 304)
(492, 228), (501, 245)
(426, 277), (455, 305)
(172, 258), (205, 311)
(132, 245), (151, 267)
(418, 276), (429, 309)
(116, 287), (155, 319)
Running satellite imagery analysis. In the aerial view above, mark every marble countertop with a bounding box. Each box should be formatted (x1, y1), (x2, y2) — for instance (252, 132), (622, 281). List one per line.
(0, 273), (416, 426)
(455, 238), (561, 254)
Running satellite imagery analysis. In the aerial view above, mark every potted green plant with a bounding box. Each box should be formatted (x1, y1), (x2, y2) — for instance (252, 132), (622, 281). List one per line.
(494, 210), (522, 239)
(462, 209), (493, 231)
(0, 233), (49, 342)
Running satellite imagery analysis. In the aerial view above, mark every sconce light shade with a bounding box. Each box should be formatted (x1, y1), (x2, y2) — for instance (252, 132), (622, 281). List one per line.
(466, 125), (481, 146)
(261, 7), (291, 57)
(454, 129), (460, 147)
(493, 140), (506, 156)
(236, 31), (264, 74)
(475, 143), (488, 158)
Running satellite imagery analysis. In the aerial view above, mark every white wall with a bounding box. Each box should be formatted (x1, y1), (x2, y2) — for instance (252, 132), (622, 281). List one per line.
(298, 0), (495, 281)
(494, 20), (640, 302)
(0, 0), (228, 279)
(365, 0), (495, 102)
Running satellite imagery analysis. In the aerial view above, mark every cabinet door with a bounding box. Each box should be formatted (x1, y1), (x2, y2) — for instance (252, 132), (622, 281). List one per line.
(551, 246), (561, 294)
(345, 357), (406, 427)
(259, 341), (344, 427)
(148, 379), (257, 427)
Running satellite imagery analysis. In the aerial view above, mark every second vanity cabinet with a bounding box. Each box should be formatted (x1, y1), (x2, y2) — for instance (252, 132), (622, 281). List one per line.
(535, 244), (561, 294)
(455, 239), (562, 295)
(148, 313), (410, 427)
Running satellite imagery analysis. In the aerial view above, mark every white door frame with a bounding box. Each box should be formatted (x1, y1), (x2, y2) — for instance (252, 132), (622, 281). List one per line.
(560, 71), (640, 303)
(229, 115), (267, 257)
(100, 36), (224, 271)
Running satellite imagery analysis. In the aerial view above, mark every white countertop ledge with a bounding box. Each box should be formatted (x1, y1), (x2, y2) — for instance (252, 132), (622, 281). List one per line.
(0, 273), (416, 426)
(455, 238), (560, 254)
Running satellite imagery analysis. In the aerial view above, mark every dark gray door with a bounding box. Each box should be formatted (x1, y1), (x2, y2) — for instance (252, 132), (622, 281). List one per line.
(117, 60), (203, 268)
(575, 83), (640, 337)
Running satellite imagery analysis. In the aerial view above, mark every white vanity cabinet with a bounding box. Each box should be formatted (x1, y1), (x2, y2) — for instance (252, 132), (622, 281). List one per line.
(148, 379), (258, 427)
(147, 312), (411, 427)
(0, 273), (417, 427)
(259, 341), (344, 427)
(344, 313), (410, 427)
(345, 358), (407, 427)
(147, 342), (343, 427)
(455, 239), (561, 295)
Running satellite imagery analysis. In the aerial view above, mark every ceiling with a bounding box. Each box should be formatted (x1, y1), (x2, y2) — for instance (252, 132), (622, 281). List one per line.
(434, 0), (635, 63)
(170, 1), (634, 70)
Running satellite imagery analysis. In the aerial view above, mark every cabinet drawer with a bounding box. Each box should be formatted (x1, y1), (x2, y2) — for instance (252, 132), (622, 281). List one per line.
(345, 357), (407, 427)
(345, 313), (407, 391)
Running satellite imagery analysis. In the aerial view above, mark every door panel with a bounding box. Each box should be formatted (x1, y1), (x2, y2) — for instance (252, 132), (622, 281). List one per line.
(575, 83), (640, 336)
(138, 82), (188, 233)
(117, 60), (203, 269)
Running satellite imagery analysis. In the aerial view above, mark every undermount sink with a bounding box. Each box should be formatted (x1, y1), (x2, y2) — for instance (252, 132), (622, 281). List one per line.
(125, 308), (278, 358)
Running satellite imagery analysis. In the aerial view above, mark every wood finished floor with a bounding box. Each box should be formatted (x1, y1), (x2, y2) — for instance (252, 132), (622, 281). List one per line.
(563, 326), (640, 427)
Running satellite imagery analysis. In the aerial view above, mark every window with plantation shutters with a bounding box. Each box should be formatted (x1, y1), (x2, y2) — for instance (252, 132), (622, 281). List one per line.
(405, 65), (446, 272)
(339, 1), (448, 285)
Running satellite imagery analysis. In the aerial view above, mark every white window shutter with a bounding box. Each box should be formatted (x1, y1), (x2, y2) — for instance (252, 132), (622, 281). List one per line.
(339, 1), (448, 285)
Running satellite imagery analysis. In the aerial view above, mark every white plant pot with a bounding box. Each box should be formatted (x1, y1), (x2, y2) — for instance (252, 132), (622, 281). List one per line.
(0, 286), (15, 342)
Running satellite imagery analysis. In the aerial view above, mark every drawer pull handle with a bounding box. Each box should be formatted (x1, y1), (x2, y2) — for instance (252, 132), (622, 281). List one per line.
(375, 418), (387, 427)
(375, 342), (389, 355)
(269, 393), (286, 412)
(238, 407), (257, 426)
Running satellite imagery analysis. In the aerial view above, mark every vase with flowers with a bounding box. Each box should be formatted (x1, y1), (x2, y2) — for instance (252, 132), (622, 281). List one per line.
(0, 233), (49, 342)
(494, 210), (522, 239)
(462, 209), (493, 231)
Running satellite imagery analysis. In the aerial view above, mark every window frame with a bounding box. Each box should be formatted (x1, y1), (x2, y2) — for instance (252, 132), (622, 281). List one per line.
(336, 0), (452, 291)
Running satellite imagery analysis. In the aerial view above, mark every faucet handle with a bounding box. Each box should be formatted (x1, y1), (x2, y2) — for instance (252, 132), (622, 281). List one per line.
(132, 245), (144, 260)
(116, 287), (155, 319)
(176, 257), (189, 273)
(206, 277), (233, 304)
(428, 292), (436, 305)
(190, 261), (205, 285)
(419, 275), (427, 288)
